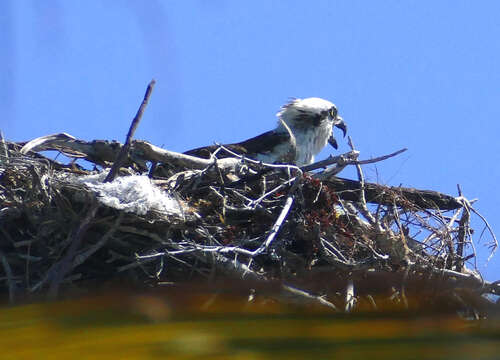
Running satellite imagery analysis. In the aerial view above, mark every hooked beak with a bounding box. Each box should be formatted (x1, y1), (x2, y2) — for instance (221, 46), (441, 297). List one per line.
(334, 116), (347, 137)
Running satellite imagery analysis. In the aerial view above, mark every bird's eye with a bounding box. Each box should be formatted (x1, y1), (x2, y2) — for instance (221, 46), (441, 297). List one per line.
(329, 107), (337, 118)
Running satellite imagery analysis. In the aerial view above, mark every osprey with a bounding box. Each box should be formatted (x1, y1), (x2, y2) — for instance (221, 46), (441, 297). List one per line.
(185, 97), (347, 166)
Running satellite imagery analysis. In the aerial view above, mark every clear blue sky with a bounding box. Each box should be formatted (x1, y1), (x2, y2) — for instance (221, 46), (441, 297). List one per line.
(2, 1), (500, 281)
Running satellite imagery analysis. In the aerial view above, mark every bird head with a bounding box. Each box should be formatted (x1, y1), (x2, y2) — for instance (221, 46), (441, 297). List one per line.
(277, 97), (338, 130)
(277, 97), (347, 147)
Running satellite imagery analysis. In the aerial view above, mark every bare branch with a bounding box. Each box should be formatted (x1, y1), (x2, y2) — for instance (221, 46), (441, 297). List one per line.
(355, 148), (408, 165)
(105, 79), (156, 182)
(347, 136), (377, 225)
(282, 284), (338, 311)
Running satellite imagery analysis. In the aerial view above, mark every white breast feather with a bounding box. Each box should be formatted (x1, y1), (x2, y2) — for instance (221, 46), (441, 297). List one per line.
(293, 120), (333, 165)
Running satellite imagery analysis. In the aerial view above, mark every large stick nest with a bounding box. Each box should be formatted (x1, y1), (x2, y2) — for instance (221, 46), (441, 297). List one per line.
(1, 134), (498, 317)
(1, 81), (498, 316)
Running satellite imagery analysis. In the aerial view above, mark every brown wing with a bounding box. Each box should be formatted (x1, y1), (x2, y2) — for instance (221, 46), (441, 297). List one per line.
(184, 130), (291, 160)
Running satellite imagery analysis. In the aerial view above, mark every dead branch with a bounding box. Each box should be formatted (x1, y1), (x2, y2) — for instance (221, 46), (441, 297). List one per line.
(132, 140), (242, 171)
(302, 147), (406, 173)
(324, 177), (462, 210)
(282, 284), (338, 311)
(356, 148), (408, 165)
(300, 150), (360, 172)
(347, 136), (377, 225)
(105, 79), (156, 182)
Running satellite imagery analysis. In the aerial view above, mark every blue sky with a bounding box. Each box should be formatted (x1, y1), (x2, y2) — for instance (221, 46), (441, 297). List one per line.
(2, 1), (500, 280)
